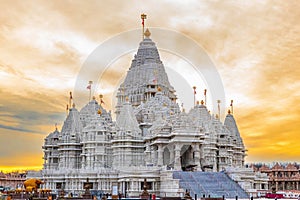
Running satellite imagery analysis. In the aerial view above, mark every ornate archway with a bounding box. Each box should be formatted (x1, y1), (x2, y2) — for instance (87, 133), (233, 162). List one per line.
(180, 145), (195, 171)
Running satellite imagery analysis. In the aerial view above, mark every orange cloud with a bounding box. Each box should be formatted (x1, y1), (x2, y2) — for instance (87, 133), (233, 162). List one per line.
(1, 1), (300, 171)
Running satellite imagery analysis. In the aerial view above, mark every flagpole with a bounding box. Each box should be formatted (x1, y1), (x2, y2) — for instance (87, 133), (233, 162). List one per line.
(230, 100), (234, 114)
(69, 92), (72, 108)
(193, 86), (196, 107)
(217, 100), (221, 120)
(141, 13), (147, 40)
(88, 81), (93, 101)
(204, 89), (207, 106)
(99, 94), (104, 106)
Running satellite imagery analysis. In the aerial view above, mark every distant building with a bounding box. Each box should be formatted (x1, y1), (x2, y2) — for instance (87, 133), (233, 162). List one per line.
(253, 163), (300, 191)
(0, 172), (26, 190)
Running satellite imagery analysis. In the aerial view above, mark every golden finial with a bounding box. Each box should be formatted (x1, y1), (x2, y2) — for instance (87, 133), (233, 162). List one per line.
(183, 108), (186, 113)
(99, 94), (103, 99)
(141, 13), (147, 20)
(201, 100), (204, 105)
(92, 96), (96, 100)
(196, 101), (199, 105)
(228, 109), (231, 114)
(144, 28), (151, 38)
(157, 86), (162, 92)
(72, 103), (76, 108)
(216, 114), (219, 119)
(125, 96), (129, 102)
(97, 109), (102, 115)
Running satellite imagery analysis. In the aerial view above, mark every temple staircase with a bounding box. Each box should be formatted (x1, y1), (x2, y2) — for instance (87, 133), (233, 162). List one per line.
(173, 171), (249, 198)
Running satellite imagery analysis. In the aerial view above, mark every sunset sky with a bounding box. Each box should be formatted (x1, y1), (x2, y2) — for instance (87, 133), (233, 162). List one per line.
(1, 0), (300, 172)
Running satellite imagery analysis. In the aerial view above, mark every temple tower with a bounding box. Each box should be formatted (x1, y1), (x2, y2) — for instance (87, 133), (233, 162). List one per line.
(115, 29), (177, 116)
(112, 100), (144, 168)
(58, 103), (82, 169)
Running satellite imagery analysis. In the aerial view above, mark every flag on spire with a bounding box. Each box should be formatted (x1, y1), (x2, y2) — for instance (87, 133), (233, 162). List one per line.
(141, 13), (147, 40)
(69, 92), (73, 99)
(141, 13), (146, 26)
(87, 81), (93, 90)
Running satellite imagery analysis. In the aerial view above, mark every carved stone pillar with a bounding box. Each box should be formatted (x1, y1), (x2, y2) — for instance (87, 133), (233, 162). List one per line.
(151, 146), (158, 165)
(145, 144), (151, 165)
(157, 144), (163, 166)
(193, 144), (202, 171)
(169, 145), (174, 166)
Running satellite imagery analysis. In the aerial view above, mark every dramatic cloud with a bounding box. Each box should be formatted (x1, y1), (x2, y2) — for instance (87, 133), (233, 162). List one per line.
(1, 0), (300, 170)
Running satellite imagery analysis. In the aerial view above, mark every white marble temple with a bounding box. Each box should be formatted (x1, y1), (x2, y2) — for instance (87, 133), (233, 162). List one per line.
(40, 29), (251, 197)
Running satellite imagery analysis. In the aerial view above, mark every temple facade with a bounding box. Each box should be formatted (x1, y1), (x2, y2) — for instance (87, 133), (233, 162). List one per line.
(41, 29), (249, 197)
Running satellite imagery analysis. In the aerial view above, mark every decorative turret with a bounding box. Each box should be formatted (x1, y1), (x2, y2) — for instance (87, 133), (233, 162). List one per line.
(80, 98), (112, 127)
(224, 111), (246, 167)
(43, 127), (60, 170)
(188, 101), (211, 126)
(135, 89), (180, 124)
(224, 112), (245, 147)
(60, 104), (82, 142)
(116, 101), (141, 136)
(112, 102), (144, 168)
(58, 104), (83, 169)
(81, 114), (112, 169)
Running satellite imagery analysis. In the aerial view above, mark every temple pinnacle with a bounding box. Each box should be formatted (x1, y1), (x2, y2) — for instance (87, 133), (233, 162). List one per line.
(144, 28), (151, 38)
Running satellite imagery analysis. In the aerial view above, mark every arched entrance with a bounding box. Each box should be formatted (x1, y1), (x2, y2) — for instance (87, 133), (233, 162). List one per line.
(163, 147), (170, 165)
(180, 145), (195, 171)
